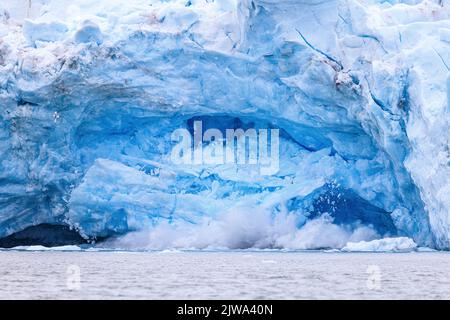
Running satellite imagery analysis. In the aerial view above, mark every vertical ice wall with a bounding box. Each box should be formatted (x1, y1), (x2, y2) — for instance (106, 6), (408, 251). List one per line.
(0, 0), (448, 249)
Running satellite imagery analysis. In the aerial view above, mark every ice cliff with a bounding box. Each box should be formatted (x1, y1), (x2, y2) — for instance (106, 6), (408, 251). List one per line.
(0, 0), (448, 249)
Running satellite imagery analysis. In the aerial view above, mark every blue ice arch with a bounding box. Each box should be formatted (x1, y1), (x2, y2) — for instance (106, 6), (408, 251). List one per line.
(0, 0), (448, 249)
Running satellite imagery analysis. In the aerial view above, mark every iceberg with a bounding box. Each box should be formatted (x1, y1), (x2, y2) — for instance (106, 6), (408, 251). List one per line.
(342, 237), (418, 252)
(6, 245), (82, 251)
(0, 0), (448, 250)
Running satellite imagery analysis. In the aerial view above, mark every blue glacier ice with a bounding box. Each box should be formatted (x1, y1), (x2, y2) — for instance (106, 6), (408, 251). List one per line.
(0, 0), (448, 249)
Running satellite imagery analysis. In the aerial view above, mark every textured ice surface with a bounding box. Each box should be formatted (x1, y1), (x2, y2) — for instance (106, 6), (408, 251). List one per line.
(0, 0), (449, 249)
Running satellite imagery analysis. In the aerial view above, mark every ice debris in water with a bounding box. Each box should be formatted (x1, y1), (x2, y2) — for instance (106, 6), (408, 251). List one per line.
(342, 237), (418, 252)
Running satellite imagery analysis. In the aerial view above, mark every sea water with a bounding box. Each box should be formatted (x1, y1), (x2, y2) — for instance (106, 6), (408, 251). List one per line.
(0, 251), (449, 299)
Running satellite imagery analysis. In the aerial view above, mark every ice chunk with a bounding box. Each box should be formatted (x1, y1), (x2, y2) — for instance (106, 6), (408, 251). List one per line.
(342, 237), (418, 252)
(23, 20), (68, 46)
(74, 20), (103, 45)
(8, 245), (81, 251)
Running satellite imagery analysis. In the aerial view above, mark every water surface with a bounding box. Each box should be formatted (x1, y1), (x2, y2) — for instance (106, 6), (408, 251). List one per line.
(0, 251), (449, 299)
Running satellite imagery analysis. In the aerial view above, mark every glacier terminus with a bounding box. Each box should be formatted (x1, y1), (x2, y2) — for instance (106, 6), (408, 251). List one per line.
(0, 0), (449, 251)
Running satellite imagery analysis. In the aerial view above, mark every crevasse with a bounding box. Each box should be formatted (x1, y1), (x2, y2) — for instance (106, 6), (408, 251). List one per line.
(0, 0), (448, 249)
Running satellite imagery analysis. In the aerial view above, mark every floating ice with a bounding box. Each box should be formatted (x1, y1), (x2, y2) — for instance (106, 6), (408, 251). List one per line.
(342, 237), (418, 252)
(0, 0), (448, 250)
(7, 245), (81, 251)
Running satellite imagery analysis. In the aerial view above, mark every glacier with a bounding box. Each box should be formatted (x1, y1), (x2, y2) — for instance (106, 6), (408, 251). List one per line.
(0, 0), (448, 250)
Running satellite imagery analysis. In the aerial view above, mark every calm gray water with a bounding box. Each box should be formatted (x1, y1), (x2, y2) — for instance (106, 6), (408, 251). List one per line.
(0, 251), (449, 299)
